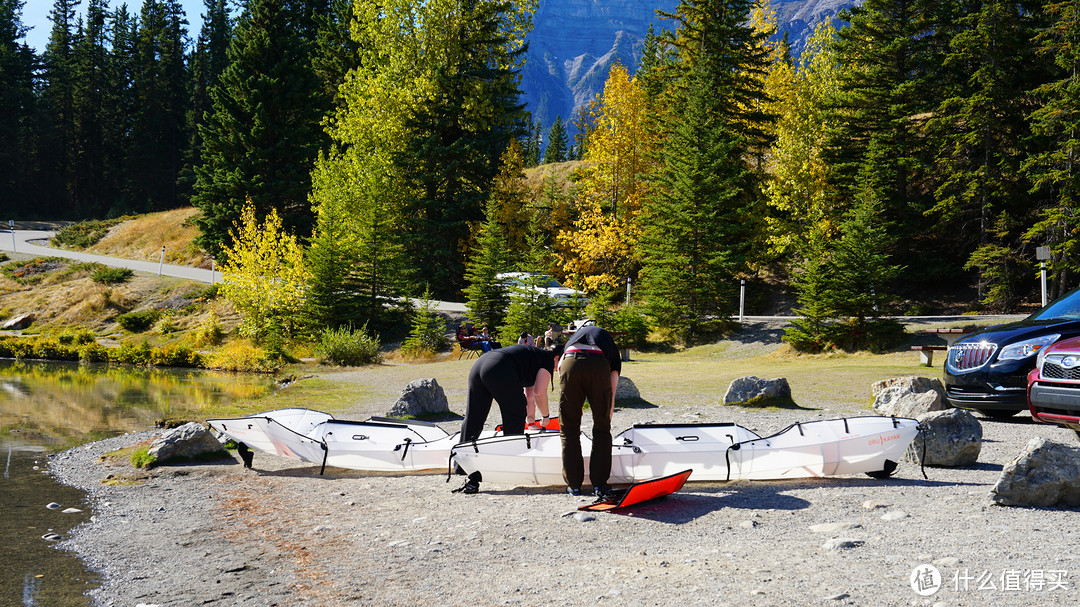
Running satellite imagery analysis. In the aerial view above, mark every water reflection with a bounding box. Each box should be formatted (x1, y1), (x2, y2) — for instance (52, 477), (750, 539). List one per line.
(0, 360), (276, 606)
(0, 360), (274, 448)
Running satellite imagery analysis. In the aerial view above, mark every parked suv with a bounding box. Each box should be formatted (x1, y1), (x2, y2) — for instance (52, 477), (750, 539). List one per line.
(1028, 335), (1080, 437)
(944, 287), (1080, 417)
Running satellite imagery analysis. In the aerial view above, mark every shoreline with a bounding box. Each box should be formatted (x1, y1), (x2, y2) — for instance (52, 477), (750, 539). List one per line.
(49, 403), (1080, 607)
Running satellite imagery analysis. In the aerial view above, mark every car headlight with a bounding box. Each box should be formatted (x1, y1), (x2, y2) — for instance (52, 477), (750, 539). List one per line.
(998, 334), (1059, 361)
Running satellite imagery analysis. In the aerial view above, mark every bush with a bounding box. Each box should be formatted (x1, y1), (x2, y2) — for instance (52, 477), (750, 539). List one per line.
(91, 266), (134, 284)
(317, 325), (382, 366)
(610, 305), (650, 347)
(31, 338), (79, 361)
(116, 309), (161, 332)
(206, 340), (280, 373)
(129, 446), (155, 469)
(112, 341), (153, 366)
(0, 338), (32, 359)
(784, 318), (908, 353)
(151, 344), (203, 367)
(192, 311), (224, 346)
(78, 342), (110, 363)
(58, 329), (97, 345)
(400, 290), (448, 358)
(52, 217), (128, 248)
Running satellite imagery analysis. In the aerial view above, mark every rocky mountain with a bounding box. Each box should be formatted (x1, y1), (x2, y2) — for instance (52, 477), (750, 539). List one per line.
(520, 0), (862, 141)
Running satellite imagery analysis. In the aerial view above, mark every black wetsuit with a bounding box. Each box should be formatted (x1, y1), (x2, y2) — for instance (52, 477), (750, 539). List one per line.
(460, 345), (555, 442)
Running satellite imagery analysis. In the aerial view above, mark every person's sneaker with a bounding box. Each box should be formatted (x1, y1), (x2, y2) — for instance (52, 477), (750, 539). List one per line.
(566, 486), (582, 496)
(593, 484), (618, 501)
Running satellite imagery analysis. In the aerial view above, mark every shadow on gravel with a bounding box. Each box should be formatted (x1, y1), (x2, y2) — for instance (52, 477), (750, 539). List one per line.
(616, 397), (660, 410)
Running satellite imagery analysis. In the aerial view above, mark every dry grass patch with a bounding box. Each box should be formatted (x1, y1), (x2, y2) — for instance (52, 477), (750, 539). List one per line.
(88, 207), (209, 267)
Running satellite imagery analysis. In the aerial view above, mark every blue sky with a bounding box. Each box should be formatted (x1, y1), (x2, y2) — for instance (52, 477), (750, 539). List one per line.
(22, 0), (208, 53)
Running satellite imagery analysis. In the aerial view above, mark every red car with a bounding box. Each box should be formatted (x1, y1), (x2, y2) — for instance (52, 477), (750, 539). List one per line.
(1027, 335), (1080, 439)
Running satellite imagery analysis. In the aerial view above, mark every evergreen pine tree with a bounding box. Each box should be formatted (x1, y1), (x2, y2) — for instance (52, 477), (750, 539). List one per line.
(523, 119), (542, 167)
(929, 0), (1050, 307)
(39, 0), (79, 217)
(0, 0), (36, 217)
(128, 0), (189, 211)
(182, 0), (231, 201)
(638, 0), (768, 337)
(103, 5), (137, 214)
(70, 0), (109, 216)
(544, 114), (568, 163)
(826, 0), (960, 276)
(464, 197), (512, 331)
(1024, 0), (1080, 300)
(193, 0), (326, 256)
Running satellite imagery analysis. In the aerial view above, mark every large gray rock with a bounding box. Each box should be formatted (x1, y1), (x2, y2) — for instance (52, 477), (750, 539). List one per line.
(615, 376), (640, 401)
(871, 376), (946, 401)
(872, 376), (947, 418)
(724, 376), (791, 405)
(991, 437), (1080, 507)
(2, 313), (34, 330)
(148, 422), (227, 463)
(906, 408), (982, 467)
(388, 378), (449, 417)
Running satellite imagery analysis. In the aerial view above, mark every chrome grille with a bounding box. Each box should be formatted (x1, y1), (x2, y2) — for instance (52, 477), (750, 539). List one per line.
(947, 342), (997, 372)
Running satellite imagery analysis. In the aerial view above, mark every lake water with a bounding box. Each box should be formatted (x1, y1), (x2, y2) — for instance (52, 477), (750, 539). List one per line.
(0, 360), (274, 606)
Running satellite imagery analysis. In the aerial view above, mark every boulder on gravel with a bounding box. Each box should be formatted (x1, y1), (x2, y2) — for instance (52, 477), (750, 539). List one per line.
(872, 376), (946, 418)
(615, 376), (640, 401)
(723, 376), (791, 405)
(871, 376), (946, 401)
(388, 378), (449, 417)
(991, 437), (1080, 507)
(906, 408), (982, 467)
(147, 422), (227, 463)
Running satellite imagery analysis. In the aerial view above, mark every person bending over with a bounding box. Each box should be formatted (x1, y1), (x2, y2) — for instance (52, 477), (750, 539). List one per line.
(455, 344), (555, 493)
(558, 325), (621, 498)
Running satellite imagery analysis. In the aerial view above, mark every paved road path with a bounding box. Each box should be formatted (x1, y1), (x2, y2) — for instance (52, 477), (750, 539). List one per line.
(0, 229), (471, 313)
(0, 229), (217, 283)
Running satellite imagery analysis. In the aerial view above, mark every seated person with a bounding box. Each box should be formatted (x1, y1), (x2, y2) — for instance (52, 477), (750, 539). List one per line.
(543, 323), (564, 351)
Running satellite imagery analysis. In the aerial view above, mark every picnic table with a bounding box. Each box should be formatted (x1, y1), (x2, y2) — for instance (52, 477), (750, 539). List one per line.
(911, 328), (970, 366)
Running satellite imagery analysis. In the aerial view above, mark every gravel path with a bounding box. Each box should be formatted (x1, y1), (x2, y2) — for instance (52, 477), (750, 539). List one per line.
(49, 397), (1080, 607)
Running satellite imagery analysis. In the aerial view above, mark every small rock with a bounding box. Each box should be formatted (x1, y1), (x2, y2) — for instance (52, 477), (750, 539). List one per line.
(933, 557), (961, 568)
(46, 502), (61, 510)
(61, 507), (82, 514)
(881, 510), (908, 521)
(809, 522), (861, 533)
(822, 538), (864, 551)
(823, 593), (850, 601)
(572, 512), (596, 523)
(41, 533), (62, 541)
(739, 520), (758, 529)
(862, 500), (891, 509)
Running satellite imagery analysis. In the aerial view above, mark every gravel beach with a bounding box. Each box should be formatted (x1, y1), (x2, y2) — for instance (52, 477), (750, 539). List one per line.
(46, 328), (1080, 607)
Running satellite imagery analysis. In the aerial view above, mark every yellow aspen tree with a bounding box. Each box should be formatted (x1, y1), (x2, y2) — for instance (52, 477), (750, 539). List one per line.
(556, 64), (653, 292)
(220, 200), (308, 347)
(764, 21), (842, 259)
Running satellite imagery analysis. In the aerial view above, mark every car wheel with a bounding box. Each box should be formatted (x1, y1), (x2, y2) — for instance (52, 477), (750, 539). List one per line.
(976, 409), (1019, 420)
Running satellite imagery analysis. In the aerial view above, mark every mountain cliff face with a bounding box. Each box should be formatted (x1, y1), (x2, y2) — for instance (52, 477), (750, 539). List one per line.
(519, 0), (861, 142)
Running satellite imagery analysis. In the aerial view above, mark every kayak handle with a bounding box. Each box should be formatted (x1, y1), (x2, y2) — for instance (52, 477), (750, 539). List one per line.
(676, 435), (699, 442)
(352, 435), (369, 441)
